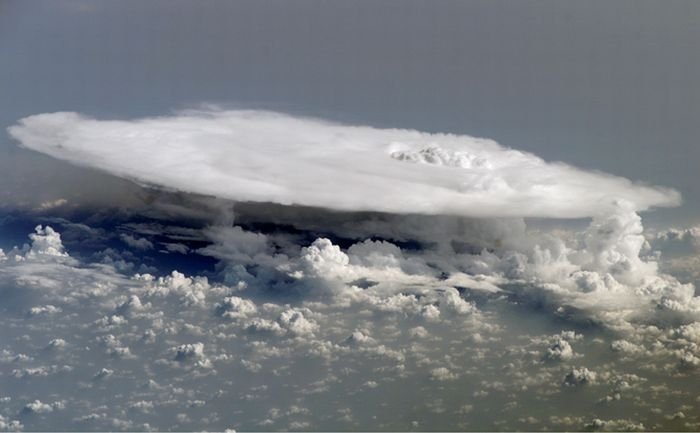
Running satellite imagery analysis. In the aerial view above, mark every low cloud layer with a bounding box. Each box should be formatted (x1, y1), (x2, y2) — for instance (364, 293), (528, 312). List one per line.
(1, 207), (700, 430)
(8, 108), (680, 218)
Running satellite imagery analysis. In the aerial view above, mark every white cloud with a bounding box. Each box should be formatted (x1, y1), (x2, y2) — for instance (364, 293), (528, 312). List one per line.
(584, 418), (645, 432)
(27, 305), (62, 317)
(134, 271), (213, 307)
(430, 367), (458, 381)
(545, 336), (575, 361)
(563, 367), (597, 386)
(8, 109), (680, 218)
(46, 338), (67, 350)
(198, 226), (271, 265)
(98, 334), (133, 359)
(438, 287), (475, 315)
(610, 339), (644, 355)
(93, 368), (113, 381)
(278, 308), (318, 337)
(408, 326), (429, 339)
(215, 296), (257, 319)
(299, 238), (351, 279)
(22, 400), (62, 414)
(115, 294), (147, 317)
(35, 198), (69, 212)
(119, 234), (154, 250)
(0, 415), (22, 431)
(162, 243), (190, 254)
(342, 330), (376, 347)
(25, 225), (69, 259)
(171, 342), (211, 368)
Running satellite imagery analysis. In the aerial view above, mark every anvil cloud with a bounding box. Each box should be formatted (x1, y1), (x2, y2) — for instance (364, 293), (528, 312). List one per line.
(8, 109), (680, 218)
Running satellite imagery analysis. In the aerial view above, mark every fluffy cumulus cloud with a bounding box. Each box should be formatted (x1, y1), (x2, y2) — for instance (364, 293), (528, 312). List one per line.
(8, 109), (679, 218)
(5, 108), (700, 431)
(0, 205), (698, 431)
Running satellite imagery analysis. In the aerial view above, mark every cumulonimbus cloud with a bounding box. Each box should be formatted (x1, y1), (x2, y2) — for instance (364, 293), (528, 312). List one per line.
(8, 108), (680, 218)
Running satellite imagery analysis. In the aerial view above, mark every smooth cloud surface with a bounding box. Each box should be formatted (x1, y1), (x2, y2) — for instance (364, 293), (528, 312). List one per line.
(8, 109), (680, 218)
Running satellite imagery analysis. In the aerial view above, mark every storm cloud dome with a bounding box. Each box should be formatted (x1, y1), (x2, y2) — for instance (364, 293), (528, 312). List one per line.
(9, 108), (680, 218)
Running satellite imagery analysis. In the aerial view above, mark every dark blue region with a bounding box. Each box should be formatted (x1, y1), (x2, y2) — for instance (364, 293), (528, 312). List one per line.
(0, 207), (219, 278)
(0, 204), (435, 287)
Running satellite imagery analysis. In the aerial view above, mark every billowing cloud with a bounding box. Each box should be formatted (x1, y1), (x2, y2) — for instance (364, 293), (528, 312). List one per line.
(2, 213), (700, 430)
(7, 109), (680, 218)
(4, 108), (700, 432)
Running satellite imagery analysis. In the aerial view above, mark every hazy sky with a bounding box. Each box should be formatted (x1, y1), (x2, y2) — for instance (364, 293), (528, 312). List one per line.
(2, 0), (699, 225)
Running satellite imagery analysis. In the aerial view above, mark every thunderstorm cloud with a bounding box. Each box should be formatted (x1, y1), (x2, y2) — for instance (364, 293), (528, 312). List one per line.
(8, 109), (680, 218)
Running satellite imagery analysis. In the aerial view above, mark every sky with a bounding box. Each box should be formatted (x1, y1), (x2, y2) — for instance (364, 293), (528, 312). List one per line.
(3, 1), (700, 432)
(1, 0), (700, 225)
